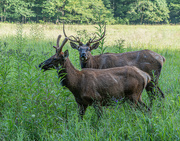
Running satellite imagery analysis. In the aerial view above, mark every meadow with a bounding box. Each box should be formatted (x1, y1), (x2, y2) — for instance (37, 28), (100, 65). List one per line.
(0, 23), (180, 140)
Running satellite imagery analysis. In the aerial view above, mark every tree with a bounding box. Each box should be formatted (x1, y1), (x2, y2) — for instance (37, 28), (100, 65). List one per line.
(0, 0), (10, 22)
(29, 0), (46, 22)
(154, 0), (169, 23)
(1, 0), (179, 24)
(167, 0), (180, 24)
(10, 0), (35, 23)
(127, 0), (169, 24)
(42, 0), (67, 22)
(169, 3), (180, 23)
(109, 0), (137, 24)
(42, 0), (115, 24)
(0, 0), (35, 23)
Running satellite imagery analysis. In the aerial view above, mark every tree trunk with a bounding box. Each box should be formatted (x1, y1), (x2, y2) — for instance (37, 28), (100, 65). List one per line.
(4, 8), (6, 21)
(1, 14), (3, 22)
(37, 16), (39, 23)
(1, 9), (3, 22)
(43, 17), (45, 22)
(22, 16), (24, 23)
(141, 14), (143, 24)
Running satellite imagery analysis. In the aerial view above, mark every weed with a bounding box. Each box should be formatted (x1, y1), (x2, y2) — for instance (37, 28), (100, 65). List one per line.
(0, 23), (179, 140)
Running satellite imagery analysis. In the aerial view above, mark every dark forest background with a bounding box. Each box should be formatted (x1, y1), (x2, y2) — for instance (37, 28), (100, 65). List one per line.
(0, 0), (179, 24)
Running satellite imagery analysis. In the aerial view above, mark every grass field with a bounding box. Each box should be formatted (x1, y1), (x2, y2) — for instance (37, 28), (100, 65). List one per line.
(0, 23), (180, 140)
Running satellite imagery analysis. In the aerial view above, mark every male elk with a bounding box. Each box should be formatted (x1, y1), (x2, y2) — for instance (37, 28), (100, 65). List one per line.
(39, 35), (151, 119)
(63, 24), (166, 106)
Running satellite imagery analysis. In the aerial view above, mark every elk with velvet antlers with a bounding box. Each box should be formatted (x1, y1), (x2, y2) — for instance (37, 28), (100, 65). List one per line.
(63, 24), (165, 106)
(39, 35), (151, 119)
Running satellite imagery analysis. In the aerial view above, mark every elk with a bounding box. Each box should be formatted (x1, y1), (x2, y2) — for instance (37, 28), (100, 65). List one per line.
(63, 24), (166, 106)
(39, 35), (151, 119)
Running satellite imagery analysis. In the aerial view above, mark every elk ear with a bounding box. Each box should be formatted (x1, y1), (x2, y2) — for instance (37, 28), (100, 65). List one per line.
(70, 42), (79, 50)
(90, 42), (99, 50)
(64, 50), (69, 60)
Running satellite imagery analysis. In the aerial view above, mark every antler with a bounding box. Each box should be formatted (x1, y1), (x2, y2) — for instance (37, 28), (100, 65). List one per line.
(53, 34), (69, 54)
(58, 37), (68, 53)
(63, 22), (82, 44)
(53, 35), (61, 49)
(87, 24), (106, 45)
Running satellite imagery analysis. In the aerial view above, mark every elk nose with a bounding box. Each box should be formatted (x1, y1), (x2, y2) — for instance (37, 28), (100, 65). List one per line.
(81, 53), (86, 57)
(39, 63), (43, 68)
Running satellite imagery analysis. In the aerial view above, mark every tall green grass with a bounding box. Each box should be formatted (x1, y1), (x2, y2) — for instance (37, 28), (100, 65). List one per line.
(0, 23), (179, 140)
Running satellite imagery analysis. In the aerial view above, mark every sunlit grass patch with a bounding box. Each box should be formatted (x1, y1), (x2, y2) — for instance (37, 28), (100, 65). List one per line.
(1, 23), (180, 49)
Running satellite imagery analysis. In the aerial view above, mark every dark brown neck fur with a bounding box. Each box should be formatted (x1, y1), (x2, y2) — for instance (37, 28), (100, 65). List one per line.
(58, 58), (81, 95)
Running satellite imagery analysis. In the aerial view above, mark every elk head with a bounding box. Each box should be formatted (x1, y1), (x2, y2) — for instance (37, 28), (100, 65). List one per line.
(63, 23), (106, 62)
(39, 35), (69, 71)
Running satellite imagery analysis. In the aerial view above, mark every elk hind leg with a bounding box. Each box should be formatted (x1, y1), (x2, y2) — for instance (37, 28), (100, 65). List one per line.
(129, 92), (150, 112)
(127, 94), (139, 110)
(138, 95), (151, 112)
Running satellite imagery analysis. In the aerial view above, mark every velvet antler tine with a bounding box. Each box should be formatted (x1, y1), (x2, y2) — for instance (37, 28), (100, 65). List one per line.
(88, 24), (106, 44)
(57, 37), (69, 53)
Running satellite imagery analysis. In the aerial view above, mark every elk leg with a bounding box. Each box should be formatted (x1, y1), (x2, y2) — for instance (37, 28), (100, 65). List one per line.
(130, 94), (151, 112)
(126, 94), (139, 110)
(138, 101), (151, 112)
(157, 86), (165, 98)
(78, 104), (87, 120)
(93, 102), (103, 119)
(146, 81), (165, 107)
(152, 79), (165, 98)
(138, 96), (151, 112)
(154, 70), (165, 99)
(146, 82), (157, 107)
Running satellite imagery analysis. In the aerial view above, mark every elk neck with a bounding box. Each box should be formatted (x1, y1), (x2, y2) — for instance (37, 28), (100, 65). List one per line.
(57, 58), (81, 93)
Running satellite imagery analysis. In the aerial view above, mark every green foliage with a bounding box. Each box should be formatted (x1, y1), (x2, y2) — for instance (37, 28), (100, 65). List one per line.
(110, 0), (137, 24)
(0, 0), (179, 24)
(154, 0), (170, 23)
(0, 24), (180, 140)
(95, 24), (107, 54)
(168, 2), (180, 24)
(76, 29), (91, 43)
(127, 0), (169, 24)
(0, 0), (35, 22)
(41, 0), (114, 24)
(113, 38), (125, 53)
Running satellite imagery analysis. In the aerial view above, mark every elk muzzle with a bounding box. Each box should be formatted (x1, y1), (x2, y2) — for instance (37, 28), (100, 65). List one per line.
(39, 58), (58, 71)
(80, 53), (88, 61)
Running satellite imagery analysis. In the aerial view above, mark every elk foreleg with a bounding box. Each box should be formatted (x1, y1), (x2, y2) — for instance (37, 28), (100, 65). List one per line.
(157, 86), (165, 98)
(78, 104), (87, 120)
(93, 101), (103, 119)
(146, 82), (157, 107)
(146, 81), (165, 107)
